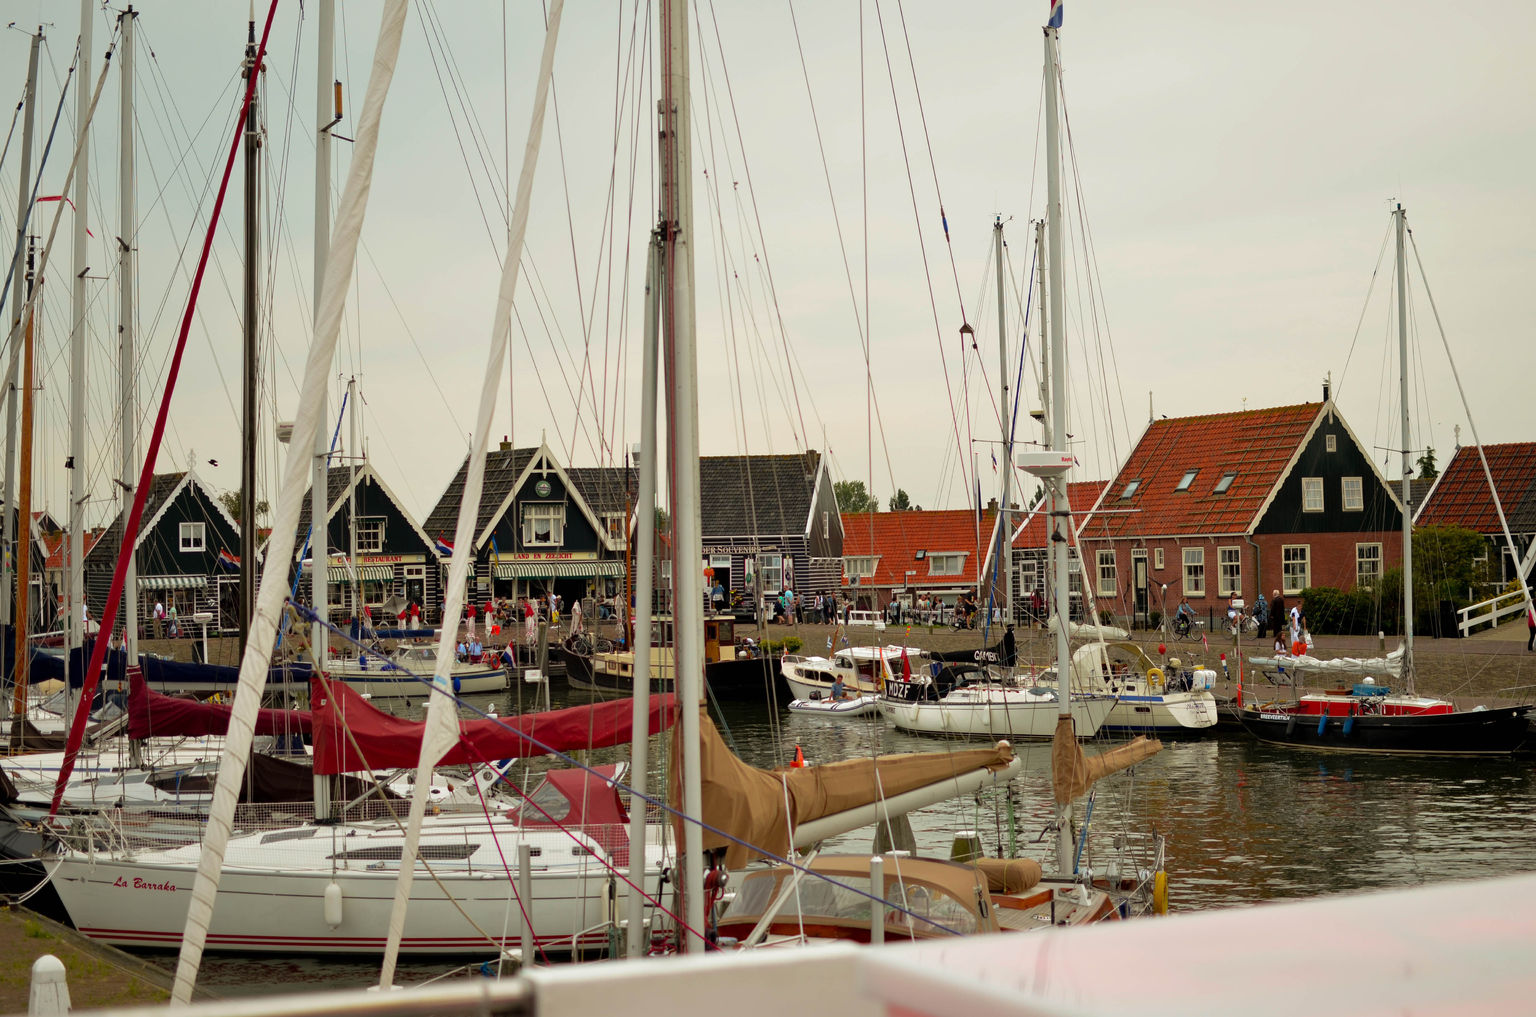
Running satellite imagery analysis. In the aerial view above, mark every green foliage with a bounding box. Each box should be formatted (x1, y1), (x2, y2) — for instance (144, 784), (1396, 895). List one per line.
(760, 636), (803, 654)
(834, 480), (880, 514)
(1098, 609), (1116, 626)
(1415, 447), (1439, 480)
(888, 488), (913, 511)
(217, 490), (270, 526)
(1148, 610), (1162, 630)
(1413, 524), (1493, 603)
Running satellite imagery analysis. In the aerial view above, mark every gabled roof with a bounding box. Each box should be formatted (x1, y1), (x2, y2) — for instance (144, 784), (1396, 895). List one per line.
(700, 451), (821, 538)
(565, 466), (636, 518)
(292, 462), (441, 561)
(1086, 403), (1323, 538)
(423, 446), (537, 546)
(1014, 481), (1111, 548)
(841, 509), (997, 589)
(87, 470), (240, 565)
(1414, 443), (1536, 534)
(45, 528), (108, 570)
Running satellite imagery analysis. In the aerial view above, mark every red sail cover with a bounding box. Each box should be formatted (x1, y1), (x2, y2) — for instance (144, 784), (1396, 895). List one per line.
(310, 677), (677, 775)
(128, 669), (313, 740)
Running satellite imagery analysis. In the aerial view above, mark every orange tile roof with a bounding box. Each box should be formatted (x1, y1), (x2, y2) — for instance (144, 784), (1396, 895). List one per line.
(1085, 403), (1322, 538)
(44, 528), (109, 570)
(1415, 443), (1536, 534)
(841, 508), (997, 588)
(1012, 481), (1110, 548)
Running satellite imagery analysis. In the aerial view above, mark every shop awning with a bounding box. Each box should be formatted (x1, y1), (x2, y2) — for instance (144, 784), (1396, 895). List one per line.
(324, 564), (395, 582)
(492, 560), (626, 579)
(138, 575), (208, 591)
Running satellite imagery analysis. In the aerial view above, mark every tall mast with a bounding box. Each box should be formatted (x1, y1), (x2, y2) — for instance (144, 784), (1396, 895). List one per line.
(8, 240), (36, 749)
(67, 0), (94, 724)
(1394, 204), (1414, 691)
(2, 27), (41, 639)
(239, 16), (261, 654)
(118, 6), (138, 659)
(347, 375), (360, 624)
(310, 0), (334, 685)
(660, 0), (706, 952)
(995, 216), (1011, 625)
(1044, 20), (1074, 879)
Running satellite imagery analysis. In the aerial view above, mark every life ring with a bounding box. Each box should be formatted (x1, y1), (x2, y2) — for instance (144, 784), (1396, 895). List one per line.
(1146, 667), (1165, 691)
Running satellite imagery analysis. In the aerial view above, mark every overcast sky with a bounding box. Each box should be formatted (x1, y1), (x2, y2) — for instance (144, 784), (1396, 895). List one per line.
(1, 0), (1531, 530)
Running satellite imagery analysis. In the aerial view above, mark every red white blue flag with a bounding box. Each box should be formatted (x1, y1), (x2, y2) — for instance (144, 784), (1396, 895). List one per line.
(1048, 0), (1063, 28)
(435, 537), (454, 557)
(218, 549), (239, 570)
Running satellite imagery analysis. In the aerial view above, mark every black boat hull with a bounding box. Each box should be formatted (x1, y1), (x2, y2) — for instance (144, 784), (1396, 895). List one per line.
(1236, 704), (1533, 756)
(557, 646), (789, 702)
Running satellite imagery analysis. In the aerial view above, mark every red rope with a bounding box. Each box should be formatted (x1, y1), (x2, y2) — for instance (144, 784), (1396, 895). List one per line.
(50, 0), (283, 816)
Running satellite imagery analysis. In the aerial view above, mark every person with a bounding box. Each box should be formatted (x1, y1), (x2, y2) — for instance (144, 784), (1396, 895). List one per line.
(1274, 633), (1287, 655)
(1270, 590), (1287, 642)
(1253, 592), (1268, 632)
(166, 601), (180, 638)
(152, 599), (166, 639)
(456, 640), (467, 662)
(466, 601), (478, 641)
(1002, 624), (1017, 668)
(571, 597), (584, 635)
(524, 597), (537, 643)
(409, 600), (421, 629)
(1289, 600), (1302, 644)
(712, 582), (725, 612)
(830, 674), (852, 701)
(469, 636), (483, 661)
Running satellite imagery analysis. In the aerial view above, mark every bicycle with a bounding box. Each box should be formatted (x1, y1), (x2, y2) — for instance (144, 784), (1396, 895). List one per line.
(1225, 610), (1261, 638)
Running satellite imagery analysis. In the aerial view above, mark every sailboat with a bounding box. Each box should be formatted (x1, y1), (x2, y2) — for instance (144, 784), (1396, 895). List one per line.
(1236, 206), (1530, 755)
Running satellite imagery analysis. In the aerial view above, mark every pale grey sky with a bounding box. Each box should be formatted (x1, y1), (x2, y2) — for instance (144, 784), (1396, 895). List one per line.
(2, 0), (1530, 528)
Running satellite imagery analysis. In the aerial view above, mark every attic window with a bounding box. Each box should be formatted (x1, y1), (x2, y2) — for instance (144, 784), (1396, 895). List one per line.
(1326, 434), (1338, 453)
(1176, 470), (1198, 492)
(1213, 472), (1237, 495)
(1120, 479), (1141, 499)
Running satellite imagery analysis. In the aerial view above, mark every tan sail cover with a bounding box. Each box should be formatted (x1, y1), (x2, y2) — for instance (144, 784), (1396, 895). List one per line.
(1051, 714), (1162, 806)
(679, 711), (1015, 868)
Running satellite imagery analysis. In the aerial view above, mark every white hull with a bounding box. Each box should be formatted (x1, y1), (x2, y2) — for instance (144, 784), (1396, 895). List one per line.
(1100, 692), (1216, 733)
(879, 691), (1115, 739)
(328, 663), (509, 698)
(787, 695), (880, 718)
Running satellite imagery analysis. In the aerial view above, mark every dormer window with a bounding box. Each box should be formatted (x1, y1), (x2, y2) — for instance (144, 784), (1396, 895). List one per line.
(1120, 479), (1141, 499)
(1213, 472), (1237, 494)
(1176, 470), (1198, 492)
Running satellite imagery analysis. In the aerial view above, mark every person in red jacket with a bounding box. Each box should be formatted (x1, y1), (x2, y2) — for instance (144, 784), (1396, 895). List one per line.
(466, 601), (478, 641)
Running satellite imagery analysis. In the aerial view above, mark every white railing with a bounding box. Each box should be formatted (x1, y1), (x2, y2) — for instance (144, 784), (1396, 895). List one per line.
(1457, 588), (1528, 636)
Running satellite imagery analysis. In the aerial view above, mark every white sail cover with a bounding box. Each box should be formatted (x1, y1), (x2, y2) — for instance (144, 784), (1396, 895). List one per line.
(1247, 645), (1404, 679)
(1048, 616), (1131, 641)
(170, 3), (408, 1003)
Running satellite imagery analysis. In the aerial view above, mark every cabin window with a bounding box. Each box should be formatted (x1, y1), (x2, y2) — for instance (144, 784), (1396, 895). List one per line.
(1218, 546), (1241, 597)
(1176, 470), (1198, 492)
(1302, 477), (1324, 512)
(1213, 472), (1237, 494)
(758, 553), (782, 593)
(329, 844), (480, 862)
(1096, 550), (1116, 596)
(1182, 547), (1205, 597)
(1120, 479), (1141, 499)
(179, 522), (205, 552)
(522, 503), (565, 547)
(1341, 477), (1364, 512)
(1153, 547), (1164, 571)
(1067, 556), (1083, 596)
(356, 516), (386, 553)
(844, 556), (879, 579)
(1283, 545), (1311, 595)
(928, 553), (965, 577)
(1326, 434), (1337, 453)
(1356, 543), (1382, 588)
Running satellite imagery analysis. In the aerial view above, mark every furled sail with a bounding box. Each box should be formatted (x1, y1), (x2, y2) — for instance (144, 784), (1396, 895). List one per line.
(1051, 715), (1161, 806)
(1247, 646), (1404, 679)
(127, 670), (312, 740)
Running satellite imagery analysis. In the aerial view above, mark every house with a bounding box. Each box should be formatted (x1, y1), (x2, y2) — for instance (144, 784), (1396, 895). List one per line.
(423, 440), (632, 610)
(2, 507), (59, 632)
(1413, 442), (1536, 586)
(840, 508), (999, 616)
(1008, 481), (1110, 622)
(701, 451), (842, 611)
(83, 470), (244, 636)
(291, 462), (444, 625)
(1075, 392), (1405, 627)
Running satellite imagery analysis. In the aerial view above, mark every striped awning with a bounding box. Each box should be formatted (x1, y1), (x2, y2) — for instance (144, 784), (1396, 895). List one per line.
(325, 565), (395, 582)
(492, 560), (625, 579)
(138, 575), (208, 591)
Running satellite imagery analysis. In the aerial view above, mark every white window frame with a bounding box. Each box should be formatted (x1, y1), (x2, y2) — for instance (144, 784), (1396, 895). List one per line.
(521, 502), (565, 547)
(1176, 469), (1198, 492)
(843, 556), (879, 580)
(179, 521), (205, 552)
(928, 552), (966, 577)
(822, 511), (830, 540)
(356, 516), (386, 554)
(1096, 549), (1117, 597)
(1302, 477), (1324, 513)
(1120, 479), (1141, 499)
(1356, 542), (1382, 588)
(1068, 556), (1083, 596)
(1153, 547), (1164, 571)
(1283, 544), (1311, 595)
(1213, 472), (1237, 494)
(1325, 434), (1338, 453)
(758, 552), (783, 593)
(1183, 547), (1205, 597)
(1341, 476), (1364, 512)
(603, 512), (626, 547)
(1218, 546), (1242, 597)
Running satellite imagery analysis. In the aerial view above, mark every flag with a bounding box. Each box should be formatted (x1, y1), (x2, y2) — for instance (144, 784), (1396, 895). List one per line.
(217, 549), (239, 570)
(491, 535), (501, 563)
(991, 450), (997, 473)
(901, 647), (912, 681)
(434, 536), (453, 557)
(1048, 0), (1063, 28)
(1201, 632), (1209, 650)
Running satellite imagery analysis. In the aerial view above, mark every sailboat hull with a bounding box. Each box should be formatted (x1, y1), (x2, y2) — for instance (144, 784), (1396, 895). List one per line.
(1236, 704), (1532, 755)
(879, 693), (1115, 739)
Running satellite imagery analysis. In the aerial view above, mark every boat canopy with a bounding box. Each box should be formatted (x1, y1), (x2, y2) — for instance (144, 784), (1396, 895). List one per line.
(128, 669), (313, 740)
(1248, 646), (1404, 679)
(310, 677), (676, 774)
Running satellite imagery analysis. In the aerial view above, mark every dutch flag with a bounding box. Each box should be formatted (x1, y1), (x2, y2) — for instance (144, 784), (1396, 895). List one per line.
(435, 537), (454, 557)
(1048, 0), (1063, 28)
(218, 549), (240, 570)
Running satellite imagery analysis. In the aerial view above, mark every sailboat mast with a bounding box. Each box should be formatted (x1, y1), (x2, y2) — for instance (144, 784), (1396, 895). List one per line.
(1394, 204), (1414, 690)
(9, 241), (36, 746)
(995, 216), (1011, 624)
(240, 18), (261, 654)
(1044, 21), (1074, 879)
(311, 0), (334, 684)
(660, 0), (707, 953)
(67, 0), (94, 724)
(348, 375), (360, 621)
(118, 7), (138, 659)
(2, 27), (40, 637)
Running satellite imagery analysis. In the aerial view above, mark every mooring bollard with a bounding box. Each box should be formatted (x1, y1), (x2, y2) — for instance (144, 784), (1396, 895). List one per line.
(29, 954), (70, 1016)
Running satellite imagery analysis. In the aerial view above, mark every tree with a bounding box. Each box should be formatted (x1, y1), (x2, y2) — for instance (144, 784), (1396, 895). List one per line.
(1415, 447), (1439, 480)
(888, 488), (913, 511)
(218, 490), (270, 526)
(834, 480), (879, 514)
(654, 507), (670, 534)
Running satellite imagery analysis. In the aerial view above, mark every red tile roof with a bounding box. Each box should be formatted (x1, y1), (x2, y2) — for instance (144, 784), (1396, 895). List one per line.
(1084, 403), (1322, 538)
(1415, 443), (1536, 534)
(1012, 481), (1110, 548)
(43, 529), (108, 570)
(841, 509), (997, 588)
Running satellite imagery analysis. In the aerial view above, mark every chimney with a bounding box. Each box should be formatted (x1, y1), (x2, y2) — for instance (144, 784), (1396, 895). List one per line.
(499, 435), (512, 452)
(987, 497), (999, 512)
(1322, 379), (1331, 403)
